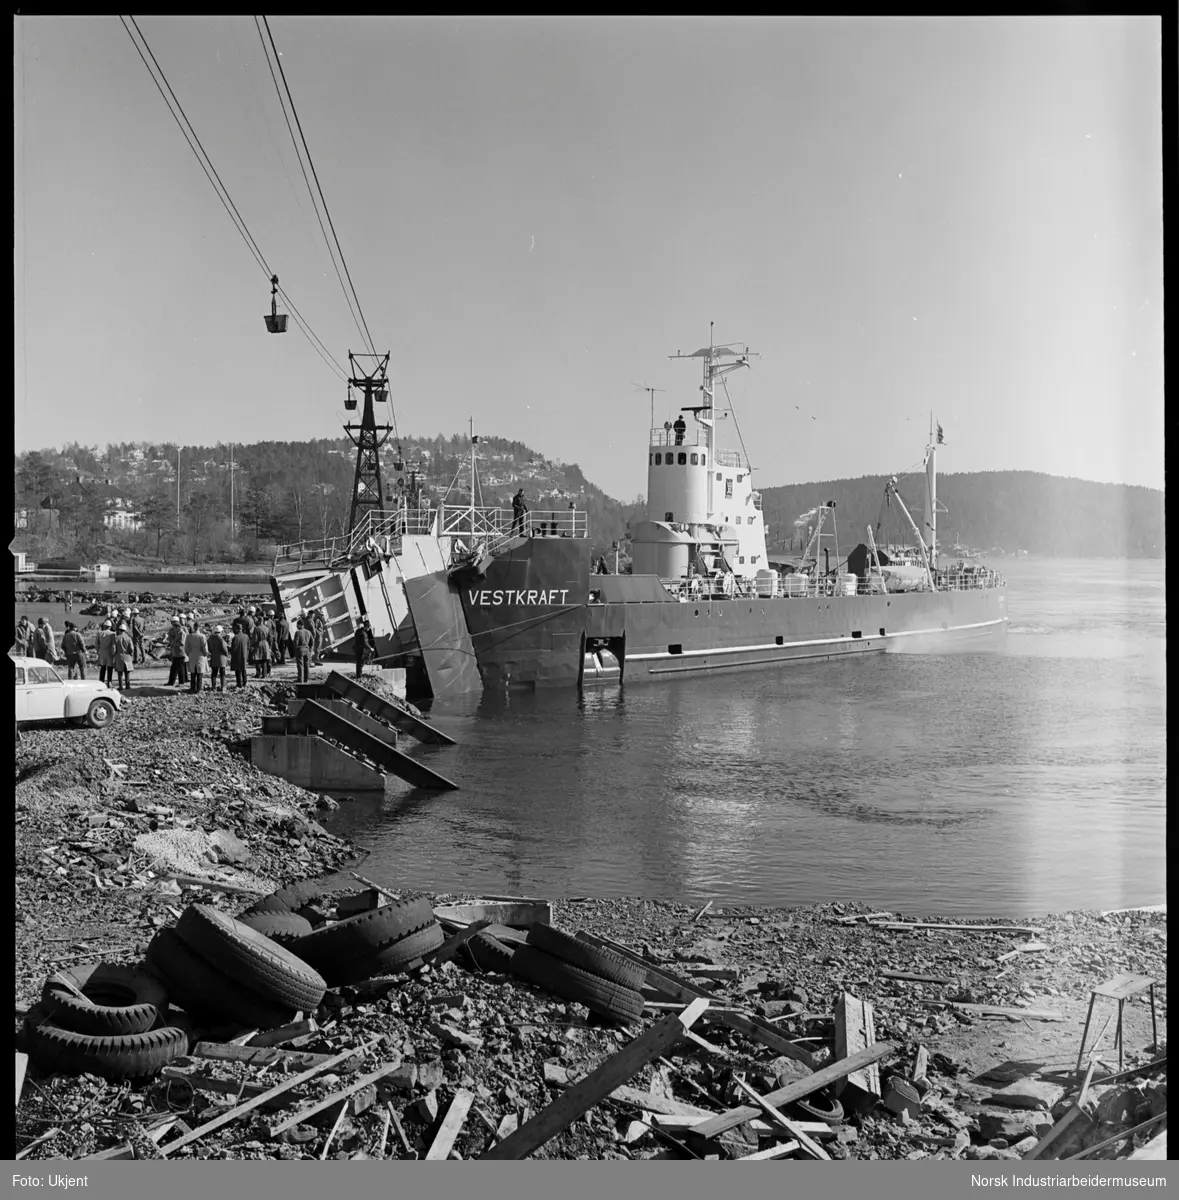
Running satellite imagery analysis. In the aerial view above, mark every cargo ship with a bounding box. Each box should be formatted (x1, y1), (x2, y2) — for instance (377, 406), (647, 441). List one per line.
(270, 332), (1006, 701)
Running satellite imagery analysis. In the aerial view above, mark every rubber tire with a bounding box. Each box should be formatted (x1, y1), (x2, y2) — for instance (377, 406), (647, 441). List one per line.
(792, 1091), (845, 1125)
(241, 881), (325, 918)
(87, 699), (115, 729)
(176, 905), (326, 1013)
(40, 963), (168, 1037)
(480, 924), (528, 945)
(527, 925), (646, 990)
(325, 923), (446, 986)
(288, 896), (435, 972)
(145, 927), (299, 1030)
(466, 932), (516, 974)
(509, 946), (645, 1024)
(237, 910), (313, 945)
(24, 1006), (188, 1081)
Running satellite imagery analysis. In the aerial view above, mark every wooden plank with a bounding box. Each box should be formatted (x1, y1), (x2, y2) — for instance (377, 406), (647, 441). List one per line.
(834, 992), (880, 1099)
(317, 1101), (349, 1159)
(732, 1077), (830, 1160)
(869, 921), (1045, 935)
(683, 1029), (728, 1057)
(881, 970), (955, 984)
(997, 943), (1049, 963)
(737, 1139), (800, 1160)
(607, 1086), (716, 1118)
(164, 873), (266, 897)
(190, 1042), (334, 1069)
(691, 1041), (898, 1140)
(1065, 1112), (1167, 1160)
(267, 1062), (401, 1138)
(375, 1107), (392, 1159)
(1090, 1054), (1167, 1088)
(1093, 972), (1154, 1001)
(706, 1009), (816, 1069)
(423, 918), (494, 967)
(433, 902), (551, 928)
(15, 1127), (62, 1159)
(158, 1037), (379, 1156)
(946, 1002), (1063, 1021)
(16, 1052), (28, 1107)
(650, 1113), (835, 1137)
(424, 1088), (474, 1160)
(693, 900), (713, 922)
(835, 912), (894, 925)
(247, 1019), (318, 1048)
(387, 1102), (412, 1156)
(479, 998), (710, 1160)
(684, 965), (739, 982)
(83, 1142), (135, 1160)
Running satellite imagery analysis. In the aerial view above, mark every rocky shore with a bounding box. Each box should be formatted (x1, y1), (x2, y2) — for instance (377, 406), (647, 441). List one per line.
(14, 683), (1167, 1162)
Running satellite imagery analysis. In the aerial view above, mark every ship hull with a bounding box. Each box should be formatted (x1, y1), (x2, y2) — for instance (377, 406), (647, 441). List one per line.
(457, 538), (1007, 689)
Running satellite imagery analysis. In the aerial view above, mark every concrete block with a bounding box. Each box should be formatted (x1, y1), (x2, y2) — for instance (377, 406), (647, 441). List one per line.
(250, 734), (385, 792)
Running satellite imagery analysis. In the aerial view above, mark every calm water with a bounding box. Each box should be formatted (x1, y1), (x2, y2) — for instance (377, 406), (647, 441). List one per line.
(321, 557), (1166, 917)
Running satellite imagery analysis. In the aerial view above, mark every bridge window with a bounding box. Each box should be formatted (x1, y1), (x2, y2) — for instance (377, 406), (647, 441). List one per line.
(678, 453), (687, 465)
(739, 556), (746, 564)
(665, 511), (674, 521)
(654, 453), (661, 465)
(665, 457), (674, 467)
(715, 472), (722, 481)
(737, 474), (744, 483)
(690, 453), (698, 465)
(735, 516), (742, 524)
(751, 555), (759, 563)
(725, 479), (733, 499)
(701, 454), (706, 466)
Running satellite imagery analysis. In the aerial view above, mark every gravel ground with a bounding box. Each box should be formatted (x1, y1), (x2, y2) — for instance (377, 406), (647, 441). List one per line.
(14, 682), (1166, 1163)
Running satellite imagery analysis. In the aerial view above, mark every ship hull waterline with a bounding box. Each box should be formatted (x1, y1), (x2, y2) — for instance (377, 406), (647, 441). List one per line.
(456, 537), (1007, 690)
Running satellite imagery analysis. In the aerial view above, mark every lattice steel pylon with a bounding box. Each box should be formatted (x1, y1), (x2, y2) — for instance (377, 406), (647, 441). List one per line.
(345, 351), (393, 537)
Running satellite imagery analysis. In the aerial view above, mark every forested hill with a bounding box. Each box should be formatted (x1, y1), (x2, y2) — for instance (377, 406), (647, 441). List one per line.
(758, 470), (1164, 559)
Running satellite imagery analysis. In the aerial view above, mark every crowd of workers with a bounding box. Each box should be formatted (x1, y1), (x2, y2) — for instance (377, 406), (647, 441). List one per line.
(13, 602), (379, 694)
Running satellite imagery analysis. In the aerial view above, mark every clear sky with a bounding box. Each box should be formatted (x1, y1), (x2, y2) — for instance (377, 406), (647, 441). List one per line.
(14, 16), (1164, 500)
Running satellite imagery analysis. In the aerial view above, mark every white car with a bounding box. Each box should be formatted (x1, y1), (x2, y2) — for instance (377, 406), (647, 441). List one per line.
(12, 655), (123, 729)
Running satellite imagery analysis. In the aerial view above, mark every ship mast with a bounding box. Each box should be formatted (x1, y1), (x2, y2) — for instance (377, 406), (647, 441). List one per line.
(668, 323), (756, 518)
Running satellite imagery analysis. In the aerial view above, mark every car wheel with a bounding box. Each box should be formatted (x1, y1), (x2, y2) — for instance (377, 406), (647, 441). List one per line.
(86, 699), (115, 729)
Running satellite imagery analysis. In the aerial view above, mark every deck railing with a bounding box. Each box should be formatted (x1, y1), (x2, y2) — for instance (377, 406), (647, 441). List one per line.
(600, 568), (1007, 603)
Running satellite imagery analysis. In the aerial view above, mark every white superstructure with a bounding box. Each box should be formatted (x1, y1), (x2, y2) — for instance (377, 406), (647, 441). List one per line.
(631, 332), (769, 586)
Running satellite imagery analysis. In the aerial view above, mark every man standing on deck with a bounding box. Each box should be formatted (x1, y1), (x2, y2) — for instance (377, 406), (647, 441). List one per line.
(511, 489), (528, 537)
(354, 617), (376, 680)
(292, 618), (313, 684)
(673, 414), (687, 445)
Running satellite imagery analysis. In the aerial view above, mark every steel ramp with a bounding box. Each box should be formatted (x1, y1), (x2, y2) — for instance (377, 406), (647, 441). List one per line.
(286, 698), (459, 791)
(315, 672), (456, 745)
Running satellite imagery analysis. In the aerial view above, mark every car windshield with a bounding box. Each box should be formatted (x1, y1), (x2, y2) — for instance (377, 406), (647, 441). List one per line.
(26, 665), (59, 685)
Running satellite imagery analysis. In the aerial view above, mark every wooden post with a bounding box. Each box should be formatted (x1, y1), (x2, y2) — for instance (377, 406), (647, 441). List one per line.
(834, 992), (880, 1102)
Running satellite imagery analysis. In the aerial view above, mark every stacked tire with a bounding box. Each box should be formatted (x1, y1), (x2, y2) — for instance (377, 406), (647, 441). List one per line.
(22, 963), (188, 1081)
(146, 905), (327, 1030)
(290, 895), (444, 987)
(508, 925), (646, 1024)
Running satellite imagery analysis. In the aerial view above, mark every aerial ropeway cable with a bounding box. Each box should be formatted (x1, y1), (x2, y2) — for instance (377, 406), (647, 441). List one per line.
(119, 16), (347, 382)
(257, 16), (379, 363)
